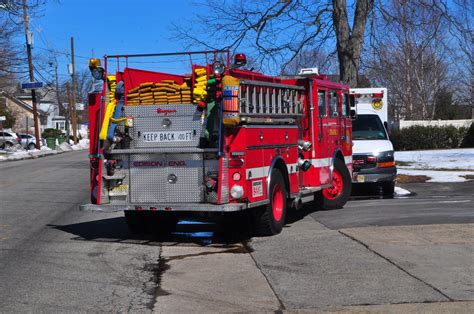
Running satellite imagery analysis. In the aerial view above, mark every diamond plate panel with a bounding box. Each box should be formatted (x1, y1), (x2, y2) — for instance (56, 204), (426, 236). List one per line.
(129, 153), (205, 203)
(123, 105), (206, 148)
(220, 157), (229, 203)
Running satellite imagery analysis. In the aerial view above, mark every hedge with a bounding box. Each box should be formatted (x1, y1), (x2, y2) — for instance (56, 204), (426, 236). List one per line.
(390, 123), (473, 151)
(42, 128), (63, 138)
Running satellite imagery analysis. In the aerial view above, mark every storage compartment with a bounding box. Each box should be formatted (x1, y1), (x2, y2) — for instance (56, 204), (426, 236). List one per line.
(124, 104), (206, 148)
(129, 153), (206, 203)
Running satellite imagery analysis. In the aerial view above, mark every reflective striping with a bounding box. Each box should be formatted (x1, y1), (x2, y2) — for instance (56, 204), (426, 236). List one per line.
(245, 157), (350, 180)
(247, 163), (298, 180)
(246, 166), (270, 180)
(287, 163), (298, 174)
(310, 158), (331, 168)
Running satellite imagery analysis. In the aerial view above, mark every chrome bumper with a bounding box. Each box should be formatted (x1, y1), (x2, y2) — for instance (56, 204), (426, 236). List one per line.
(352, 166), (397, 183)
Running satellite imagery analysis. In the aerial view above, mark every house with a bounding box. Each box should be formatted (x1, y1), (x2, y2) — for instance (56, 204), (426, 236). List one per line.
(0, 91), (44, 133)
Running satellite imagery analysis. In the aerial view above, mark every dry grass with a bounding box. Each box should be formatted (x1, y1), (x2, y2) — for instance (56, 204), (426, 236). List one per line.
(396, 174), (430, 183)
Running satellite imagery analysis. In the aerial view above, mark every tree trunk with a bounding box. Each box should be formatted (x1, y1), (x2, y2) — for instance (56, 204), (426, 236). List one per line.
(332, 0), (372, 87)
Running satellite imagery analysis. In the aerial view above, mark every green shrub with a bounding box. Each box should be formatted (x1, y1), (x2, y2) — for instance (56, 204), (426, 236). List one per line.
(42, 128), (63, 138)
(390, 124), (472, 151)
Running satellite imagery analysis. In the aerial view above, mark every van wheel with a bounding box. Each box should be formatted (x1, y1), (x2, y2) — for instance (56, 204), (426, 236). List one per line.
(315, 158), (351, 210)
(28, 143), (36, 150)
(253, 169), (287, 236)
(382, 181), (395, 196)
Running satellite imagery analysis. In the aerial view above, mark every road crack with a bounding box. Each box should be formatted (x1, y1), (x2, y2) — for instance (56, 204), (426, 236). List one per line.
(244, 241), (286, 311)
(338, 230), (454, 302)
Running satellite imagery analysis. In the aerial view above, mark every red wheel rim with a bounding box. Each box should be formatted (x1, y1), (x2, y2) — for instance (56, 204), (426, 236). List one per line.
(272, 184), (284, 222)
(323, 169), (343, 200)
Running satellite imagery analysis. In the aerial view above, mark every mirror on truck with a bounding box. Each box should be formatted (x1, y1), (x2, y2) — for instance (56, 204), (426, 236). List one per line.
(350, 108), (357, 119)
(349, 94), (357, 119)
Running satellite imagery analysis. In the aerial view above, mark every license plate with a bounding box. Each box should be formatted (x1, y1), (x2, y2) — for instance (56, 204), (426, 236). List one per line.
(356, 175), (365, 183)
(142, 131), (193, 142)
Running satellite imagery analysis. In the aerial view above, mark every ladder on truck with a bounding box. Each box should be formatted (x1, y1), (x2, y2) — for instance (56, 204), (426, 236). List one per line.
(238, 80), (304, 124)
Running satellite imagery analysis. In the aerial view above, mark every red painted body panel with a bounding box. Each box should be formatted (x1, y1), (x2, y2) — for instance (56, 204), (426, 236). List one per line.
(87, 55), (352, 208)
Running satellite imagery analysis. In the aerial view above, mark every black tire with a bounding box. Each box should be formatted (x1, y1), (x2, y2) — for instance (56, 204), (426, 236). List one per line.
(124, 210), (145, 234)
(27, 143), (36, 150)
(4, 142), (13, 148)
(125, 211), (178, 235)
(149, 212), (179, 235)
(381, 181), (395, 196)
(315, 158), (351, 210)
(253, 169), (287, 236)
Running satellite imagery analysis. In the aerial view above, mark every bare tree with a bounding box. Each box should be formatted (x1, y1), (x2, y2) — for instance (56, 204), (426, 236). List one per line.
(281, 48), (338, 75)
(365, 0), (456, 120)
(0, 0), (48, 89)
(175, 0), (374, 86)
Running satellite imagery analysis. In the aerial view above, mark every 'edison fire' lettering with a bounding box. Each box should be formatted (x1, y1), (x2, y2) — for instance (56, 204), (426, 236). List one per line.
(133, 160), (187, 167)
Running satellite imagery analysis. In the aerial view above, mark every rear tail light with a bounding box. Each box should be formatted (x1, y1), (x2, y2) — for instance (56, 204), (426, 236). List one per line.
(232, 172), (241, 181)
(230, 184), (244, 199)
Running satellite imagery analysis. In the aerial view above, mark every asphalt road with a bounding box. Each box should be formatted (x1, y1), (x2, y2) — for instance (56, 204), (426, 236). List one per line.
(0, 151), (472, 312)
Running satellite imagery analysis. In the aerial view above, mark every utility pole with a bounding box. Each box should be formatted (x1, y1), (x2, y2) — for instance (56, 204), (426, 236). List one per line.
(66, 83), (77, 144)
(22, 0), (41, 149)
(70, 36), (78, 144)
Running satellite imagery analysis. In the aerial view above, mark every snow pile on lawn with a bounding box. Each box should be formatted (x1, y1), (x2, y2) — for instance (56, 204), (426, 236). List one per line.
(0, 145), (58, 161)
(71, 139), (89, 150)
(394, 186), (411, 196)
(395, 148), (474, 182)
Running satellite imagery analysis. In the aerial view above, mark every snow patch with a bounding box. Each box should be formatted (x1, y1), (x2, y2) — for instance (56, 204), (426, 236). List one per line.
(57, 142), (73, 152)
(395, 148), (474, 182)
(394, 186), (411, 196)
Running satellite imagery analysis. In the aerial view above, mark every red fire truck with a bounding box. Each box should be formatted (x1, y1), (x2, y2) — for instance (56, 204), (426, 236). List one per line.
(81, 51), (353, 236)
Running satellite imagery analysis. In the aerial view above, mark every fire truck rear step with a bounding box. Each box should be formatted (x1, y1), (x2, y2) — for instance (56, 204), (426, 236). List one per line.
(79, 203), (245, 213)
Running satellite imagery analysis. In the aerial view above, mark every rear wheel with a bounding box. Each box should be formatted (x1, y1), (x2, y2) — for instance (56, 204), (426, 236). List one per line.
(27, 143), (36, 150)
(149, 212), (179, 235)
(381, 181), (395, 196)
(315, 158), (351, 210)
(124, 210), (145, 234)
(124, 211), (178, 234)
(253, 169), (287, 236)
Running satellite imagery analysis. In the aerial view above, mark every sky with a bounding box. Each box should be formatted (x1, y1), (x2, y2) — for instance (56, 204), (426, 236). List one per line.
(27, 0), (208, 81)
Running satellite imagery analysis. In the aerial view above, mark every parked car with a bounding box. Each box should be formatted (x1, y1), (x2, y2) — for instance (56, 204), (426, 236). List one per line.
(18, 133), (46, 150)
(0, 131), (21, 149)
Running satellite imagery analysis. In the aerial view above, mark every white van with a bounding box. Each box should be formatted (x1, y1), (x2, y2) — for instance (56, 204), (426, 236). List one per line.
(349, 88), (396, 195)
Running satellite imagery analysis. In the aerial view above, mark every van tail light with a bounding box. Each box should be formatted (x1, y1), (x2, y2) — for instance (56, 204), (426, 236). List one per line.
(367, 156), (377, 163)
(378, 161), (396, 168)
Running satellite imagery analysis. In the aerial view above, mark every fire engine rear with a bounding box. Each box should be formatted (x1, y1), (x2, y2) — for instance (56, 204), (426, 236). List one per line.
(81, 51), (353, 236)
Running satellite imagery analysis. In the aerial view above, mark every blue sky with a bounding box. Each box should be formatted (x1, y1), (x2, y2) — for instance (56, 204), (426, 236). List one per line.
(28, 0), (204, 80)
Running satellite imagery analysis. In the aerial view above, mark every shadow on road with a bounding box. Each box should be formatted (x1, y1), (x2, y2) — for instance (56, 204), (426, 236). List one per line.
(49, 213), (255, 247)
